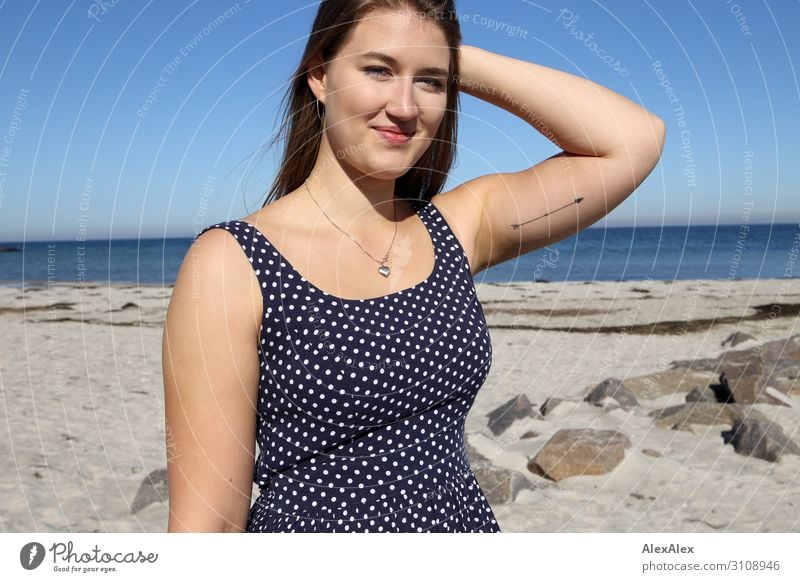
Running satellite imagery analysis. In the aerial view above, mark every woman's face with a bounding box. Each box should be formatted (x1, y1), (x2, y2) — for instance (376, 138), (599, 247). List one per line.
(310, 8), (451, 181)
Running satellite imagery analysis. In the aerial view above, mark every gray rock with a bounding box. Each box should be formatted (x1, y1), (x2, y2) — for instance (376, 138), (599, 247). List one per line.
(472, 466), (538, 505)
(486, 393), (540, 436)
(465, 441), (536, 504)
(622, 368), (718, 399)
(767, 370), (800, 396)
(648, 402), (769, 431)
(527, 428), (631, 482)
(722, 332), (755, 347)
(673, 333), (800, 374)
(774, 362), (800, 379)
(718, 370), (792, 406)
(719, 352), (765, 378)
(669, 357), (720, 372)
(539, 397), (565, 417)
(584, 378), (638, 411)
(130, 468), (168, 514)
(465, 440), (490, 466)
(686, 385), (718, 403)
(722, 418), (800, 463)
(671, 346), (765, 375)
(754, 334), (800, 365)
(671, 345), (798, 402)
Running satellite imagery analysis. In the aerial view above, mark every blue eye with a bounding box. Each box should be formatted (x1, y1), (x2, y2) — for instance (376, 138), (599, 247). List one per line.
(363, 67), (444, 89)
(422, 78), (444, 89)
(364, 67), (390, 78)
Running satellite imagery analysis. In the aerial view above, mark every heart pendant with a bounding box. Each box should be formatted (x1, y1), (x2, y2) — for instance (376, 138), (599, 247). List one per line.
(378, 265), (391, 278)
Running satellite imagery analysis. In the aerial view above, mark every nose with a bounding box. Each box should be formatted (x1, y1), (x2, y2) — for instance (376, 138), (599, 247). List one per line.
(384, 76), (418, 120)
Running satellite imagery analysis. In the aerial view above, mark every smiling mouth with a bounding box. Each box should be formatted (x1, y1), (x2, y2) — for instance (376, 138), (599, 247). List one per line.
(374, 128), (414, 145)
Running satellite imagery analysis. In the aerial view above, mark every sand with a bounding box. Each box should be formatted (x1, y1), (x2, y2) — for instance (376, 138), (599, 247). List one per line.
(1, 277), (798, 532)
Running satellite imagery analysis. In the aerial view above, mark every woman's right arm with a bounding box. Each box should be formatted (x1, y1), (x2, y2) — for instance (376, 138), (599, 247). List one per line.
(162, 228), (263, 532)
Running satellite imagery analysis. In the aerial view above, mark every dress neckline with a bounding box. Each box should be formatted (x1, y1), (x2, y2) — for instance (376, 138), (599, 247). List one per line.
(237, 200), (440, 303)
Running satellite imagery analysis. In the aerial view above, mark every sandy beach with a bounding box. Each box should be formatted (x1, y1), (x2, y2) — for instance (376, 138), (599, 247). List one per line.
(1, 277), (798, 533)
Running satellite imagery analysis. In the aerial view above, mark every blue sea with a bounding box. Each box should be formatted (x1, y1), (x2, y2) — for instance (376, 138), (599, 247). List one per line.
(0, 222), (798, 287)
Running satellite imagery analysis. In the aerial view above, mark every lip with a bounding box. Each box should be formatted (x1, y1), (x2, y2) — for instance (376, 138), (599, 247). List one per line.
(374, 127), (414, 145)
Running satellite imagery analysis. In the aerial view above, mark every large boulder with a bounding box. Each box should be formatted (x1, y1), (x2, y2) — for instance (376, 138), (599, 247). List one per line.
(622, 368), (718, 399)
(527, 428), (631, 482)
(714, 370), (792, 406)
(648, 402), (768, 431)
(670, 334), (800, 396)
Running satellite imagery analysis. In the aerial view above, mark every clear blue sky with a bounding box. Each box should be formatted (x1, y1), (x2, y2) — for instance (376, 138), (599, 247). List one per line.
(0, 0), (797, 242)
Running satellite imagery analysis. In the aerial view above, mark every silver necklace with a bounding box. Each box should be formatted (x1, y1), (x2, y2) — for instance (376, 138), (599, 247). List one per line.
(303, 181), (398, 278)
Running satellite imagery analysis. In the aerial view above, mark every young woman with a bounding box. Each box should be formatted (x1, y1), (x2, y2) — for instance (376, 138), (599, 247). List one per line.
(163, 0), (665, 533)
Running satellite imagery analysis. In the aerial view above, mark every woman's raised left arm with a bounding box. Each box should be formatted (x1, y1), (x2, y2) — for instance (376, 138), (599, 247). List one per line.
(448, 44), (665, 274)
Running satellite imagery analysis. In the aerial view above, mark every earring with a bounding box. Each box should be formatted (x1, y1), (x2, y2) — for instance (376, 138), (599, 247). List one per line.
(315, 99), (324, 121)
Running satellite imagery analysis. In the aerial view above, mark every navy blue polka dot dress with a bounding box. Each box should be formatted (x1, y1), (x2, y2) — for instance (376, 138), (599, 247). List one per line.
(196, 198), (501, 533)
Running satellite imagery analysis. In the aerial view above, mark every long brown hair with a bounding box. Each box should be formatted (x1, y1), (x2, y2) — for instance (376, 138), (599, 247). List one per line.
(260, 0), (462, 208)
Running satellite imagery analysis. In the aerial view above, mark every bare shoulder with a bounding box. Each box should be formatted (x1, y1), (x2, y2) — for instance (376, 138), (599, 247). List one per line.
(171, 225), (263, 338)
(429, 186), (484, 276)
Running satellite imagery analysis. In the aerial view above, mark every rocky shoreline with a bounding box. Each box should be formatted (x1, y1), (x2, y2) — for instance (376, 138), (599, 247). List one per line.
(470, 332), (800, 503)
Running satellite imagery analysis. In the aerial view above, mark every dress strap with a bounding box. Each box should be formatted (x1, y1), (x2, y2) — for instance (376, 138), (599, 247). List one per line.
(194, 220), (266, 277)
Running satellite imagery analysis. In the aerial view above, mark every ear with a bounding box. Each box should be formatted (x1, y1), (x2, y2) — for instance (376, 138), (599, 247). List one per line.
(306, 56), (327, 105)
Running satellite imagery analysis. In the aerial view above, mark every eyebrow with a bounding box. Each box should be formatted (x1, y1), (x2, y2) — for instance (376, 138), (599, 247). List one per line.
(357, 51), (449, 76)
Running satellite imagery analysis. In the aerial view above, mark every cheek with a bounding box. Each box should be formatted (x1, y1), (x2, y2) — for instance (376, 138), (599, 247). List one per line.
(423, 107), (447, 139)
(326, 93), (372, 133)
(323, 104), (360, 146)
(423, 93), (448, 120)
(327, 124), (369, 160)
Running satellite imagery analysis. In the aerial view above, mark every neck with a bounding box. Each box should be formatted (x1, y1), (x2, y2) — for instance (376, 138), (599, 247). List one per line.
(303, 137), (412, 230)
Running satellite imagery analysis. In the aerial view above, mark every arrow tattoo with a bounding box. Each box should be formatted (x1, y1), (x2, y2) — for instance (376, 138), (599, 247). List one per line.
(511, 197), (584, 229)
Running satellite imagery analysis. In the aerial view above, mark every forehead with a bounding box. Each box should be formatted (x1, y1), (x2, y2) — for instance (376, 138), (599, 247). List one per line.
(337, 8), (450, 67)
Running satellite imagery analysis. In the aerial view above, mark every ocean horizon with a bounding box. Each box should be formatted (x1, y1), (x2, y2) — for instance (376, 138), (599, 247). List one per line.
(1, 222), (798, 287)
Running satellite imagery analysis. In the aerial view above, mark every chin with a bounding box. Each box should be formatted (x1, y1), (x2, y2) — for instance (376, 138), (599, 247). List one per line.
(356, 156), (418, 180)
